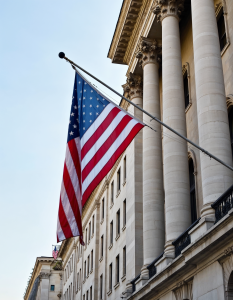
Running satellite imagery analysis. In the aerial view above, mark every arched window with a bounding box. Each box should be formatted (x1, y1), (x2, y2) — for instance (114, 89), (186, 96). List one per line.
(226, 271), (233, 299)
(189, 159), (197, 223)
(228, 106), (233, 159)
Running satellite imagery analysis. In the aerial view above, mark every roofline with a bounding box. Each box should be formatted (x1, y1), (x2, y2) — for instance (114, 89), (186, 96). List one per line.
(107, 0), (125, 58)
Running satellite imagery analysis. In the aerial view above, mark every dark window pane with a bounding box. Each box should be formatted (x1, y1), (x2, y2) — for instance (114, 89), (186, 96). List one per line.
(51, 285), (55, 291)
(189, 159), (197, 223)
(217, 9), (227, 51)
(229, 108), (233, 159)
(183, 72), (189, 109)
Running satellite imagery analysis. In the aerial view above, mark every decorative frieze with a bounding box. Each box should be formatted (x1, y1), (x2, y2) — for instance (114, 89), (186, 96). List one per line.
(221, 247), (233, 294)
(136, 37), (161, 68)
(173, 280), (193, 300)
(151, 0), (185, 22)
(122, 72), (143, 100)
(39, 272), (51, 279)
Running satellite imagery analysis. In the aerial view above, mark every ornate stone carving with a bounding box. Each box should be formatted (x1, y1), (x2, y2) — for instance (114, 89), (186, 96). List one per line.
(222, 249), (233, 292)
(136, 37), (161, 68)
(123, 73), (143, 100)
(39, 272), (51, 279)
(152, 0), (185, 22)
(57, 292), (62, 298)
(173, 280), (193, 300)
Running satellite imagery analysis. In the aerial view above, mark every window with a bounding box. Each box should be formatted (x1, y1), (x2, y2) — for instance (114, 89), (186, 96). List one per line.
(84, 261), (86, 279)
(101, 235), (104, 257)
(217, 7), (227, 51)
(123, 156), (126, 181)
(92, 215), (95, 234)
(109, 263), (113, 290)
(86, 290), (89, 300)
(77, 272), (79, 290)
(123, 199), (126, 226)
(51, 285), (55, 291)
(111, 181), (114, 204)
(102, 198), (105, 220)
(85, 228), (88, 245)
(123, 246), (126, 276)
(183, 71), (189, 109)
(83, 295), (85, 300)
(91, 250), (93, 270)
(228, 107), (233, 159)
(116, 210), (120, 236)
(189, 159), (197, 223)
(117, 168), (121, 191)
(80, 269), (81, 287)
(110, 221), (113, 244)
(89, 222), (91, 241)
(116, 255), (120, 284)
(90, 286), (92, 300)
(87, 255), (90, 275)
(100, 274), (103, 300)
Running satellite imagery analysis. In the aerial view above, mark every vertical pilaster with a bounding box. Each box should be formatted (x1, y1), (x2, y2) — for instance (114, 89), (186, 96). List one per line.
(136, 38), (165, 267)
(153, 0), (191, 256)
(191, 0), (233, 218)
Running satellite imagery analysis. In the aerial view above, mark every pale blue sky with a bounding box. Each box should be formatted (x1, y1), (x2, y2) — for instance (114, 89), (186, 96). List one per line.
(0, 1), (127, 299)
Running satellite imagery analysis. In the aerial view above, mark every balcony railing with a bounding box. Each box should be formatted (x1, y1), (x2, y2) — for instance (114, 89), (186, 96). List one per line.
(131, 274), (140, 293)
(147, 252), (164, 279)
(212, 184), (233, 224)
(172, 218), (200, 258)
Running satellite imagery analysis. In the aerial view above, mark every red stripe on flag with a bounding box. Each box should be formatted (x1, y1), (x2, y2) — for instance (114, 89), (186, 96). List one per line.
(82, 115), (132, 182)
(82, 123), (144, 206)
(81, 107), (120, 159)
(68, 139), (82, 192)
(63, 164), (83, 233)
(58, 196), (73, 240)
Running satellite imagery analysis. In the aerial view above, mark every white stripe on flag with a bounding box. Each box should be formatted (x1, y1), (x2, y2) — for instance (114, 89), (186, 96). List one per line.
(82, 119), (138, 193)
(65, 145), (82, 214)
(57, 217), (66, 241)
(81, 110), (127, 169)
(60, 181), (80, 237)
(81, 103), (115, 148)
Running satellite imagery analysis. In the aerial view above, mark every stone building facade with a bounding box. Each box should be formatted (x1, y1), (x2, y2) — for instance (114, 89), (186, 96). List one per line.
(24, 257), (63, 300)
(58, 0), (233, 299)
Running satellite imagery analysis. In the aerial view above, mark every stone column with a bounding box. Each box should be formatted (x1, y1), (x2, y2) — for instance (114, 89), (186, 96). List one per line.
(136, 37), (165, 269)
(191, 0), (233, 218)
(123, 74), (144, 278)
(39, 272), (51, 300)
(153, 0), (191, 256)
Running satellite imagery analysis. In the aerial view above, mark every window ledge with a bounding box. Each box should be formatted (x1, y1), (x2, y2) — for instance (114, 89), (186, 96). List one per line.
(221, 42), (230, 56)
(110, 202), (114, 209)
(185, 102), (192, 113)
(114, 282), (120, 290)
(122, 225), (126, 232)
(121, 274), (126, 282)
(100, 219), (104, 225)
(115, 234), (120, 241)
(99, 256), (103, 262)
(123, 179), (126, 186)
(108, 243), (113, 250)
(116, 190), (121, 198)
(107, 290), (112, 296)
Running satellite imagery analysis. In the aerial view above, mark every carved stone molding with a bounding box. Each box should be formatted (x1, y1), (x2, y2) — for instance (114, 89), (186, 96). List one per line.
(39, 272), (51, 279)
(122, 72), (143, 100)
(222, 248), (233, 292)
(173, 280), (193, 300)
(136, 37), (161, 68)
(57, 292), (62, 299)
(152, 0), (185, 22)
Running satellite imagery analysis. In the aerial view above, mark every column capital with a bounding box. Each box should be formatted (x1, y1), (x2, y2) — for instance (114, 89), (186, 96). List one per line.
(122, 73), (143, 100)
(152, 0), (184, 22)
(136, 37), (161, 68)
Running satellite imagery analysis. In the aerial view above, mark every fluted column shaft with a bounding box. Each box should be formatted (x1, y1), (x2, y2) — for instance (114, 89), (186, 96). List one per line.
(161, 13), (191, 253)
(191, 0), (233, 217)
(137, 38), (165, 265)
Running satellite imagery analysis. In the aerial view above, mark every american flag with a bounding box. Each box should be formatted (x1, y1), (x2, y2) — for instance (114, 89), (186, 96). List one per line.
(56, 71), (144, 243)
(52, 246), (58, 260)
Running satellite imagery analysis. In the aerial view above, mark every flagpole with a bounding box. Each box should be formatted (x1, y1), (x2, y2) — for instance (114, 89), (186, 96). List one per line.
(58, 52), (233, 172)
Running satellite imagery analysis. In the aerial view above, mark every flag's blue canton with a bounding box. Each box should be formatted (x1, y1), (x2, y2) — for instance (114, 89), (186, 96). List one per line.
(67, 73), (110, 143)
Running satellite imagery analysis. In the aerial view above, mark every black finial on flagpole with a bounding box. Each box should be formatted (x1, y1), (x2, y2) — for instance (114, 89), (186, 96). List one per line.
(59, 52), (65, 59)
